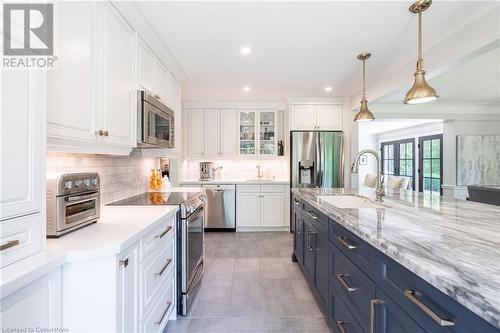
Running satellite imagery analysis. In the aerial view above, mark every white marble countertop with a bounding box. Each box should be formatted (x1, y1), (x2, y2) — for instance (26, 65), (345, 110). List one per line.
(179, 179), (290, 185)
(291, 187), (500, 329)
(0, 205), (178, 298)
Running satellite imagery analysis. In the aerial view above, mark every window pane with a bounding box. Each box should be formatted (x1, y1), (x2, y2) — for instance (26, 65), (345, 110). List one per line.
(400, 144), (406, 160)
(407, 160), (413, 176)
(423, 159), (431, 177)
(432, 160), (441, 178)
(406, 143), (413, 159)
(384, 145), (388, 157)
(424, 178), (431, 191)
(423, 140), (431, 158)
(388, 145), (394, 159)
(432, 139), (440, 158)
(400, 160), (406, 175)
(432, 179), (441, 192)
(388, 160), (394, 175)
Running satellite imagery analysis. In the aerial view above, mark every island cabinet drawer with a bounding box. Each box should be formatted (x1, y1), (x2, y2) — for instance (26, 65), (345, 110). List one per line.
(331, 222), (377, 276)
(292, 194), (303, 211)
(140, 214), (175, 261)
(141, 236), (175, 310)
(328, 287), (364, 333)
(376, 255), (499, 333)
(331, 243), (375, 332)
(302, 201), (328, 234)
(141, 275), (175, 333)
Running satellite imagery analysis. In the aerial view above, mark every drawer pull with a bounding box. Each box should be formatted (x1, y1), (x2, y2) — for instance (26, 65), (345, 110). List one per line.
(155, 226), (172, 239)
(307, 229), (317, 250)
(0, 239), (20, 251)
(336, 236), (356, 250)
(336, 321), (347, 333)
(154, 301), (172, 325)
(119, 258), (129, 267)
(155, 258), (172, 277)
(306, 210), (318, 220)
(336, 273), (357, 292)
(370, 299), (381, 333)
(404, 290), (455, 327)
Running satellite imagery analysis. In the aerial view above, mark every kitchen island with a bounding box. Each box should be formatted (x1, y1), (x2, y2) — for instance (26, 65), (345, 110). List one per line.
(291, 187), (500, 333)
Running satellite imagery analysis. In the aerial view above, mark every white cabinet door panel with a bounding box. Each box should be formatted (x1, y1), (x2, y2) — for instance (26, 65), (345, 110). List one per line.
(1, 69), (43, 220)
(316, 105), (342, 130)
(260, 192), (285, 227)
(220, 109), (237, 156)
(204, 109), (220, 156)
(101, 2), (136, 146)
(117, 245), (138, 333)
(187, 109), (205, 156)
(236, 192), (260, 227)
(47, 1), (97, 143)
(0, 268), (62, 329)
(138, 38), (156, 94)
(290, 105), (317, 130)
(157, 62), (171, 106)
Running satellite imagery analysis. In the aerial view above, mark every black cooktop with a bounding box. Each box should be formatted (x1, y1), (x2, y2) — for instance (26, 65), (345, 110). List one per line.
(107, 192), (199, 206)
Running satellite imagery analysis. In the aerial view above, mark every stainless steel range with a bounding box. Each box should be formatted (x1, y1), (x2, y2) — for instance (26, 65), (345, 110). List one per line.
(46, 172), (100, 238)
(107, 191), (205, 316)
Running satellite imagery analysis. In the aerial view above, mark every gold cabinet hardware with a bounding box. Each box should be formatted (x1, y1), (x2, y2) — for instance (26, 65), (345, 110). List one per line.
(0, 239), (20, 251)
(155, 258), (172, 277)
(155, 301), (172, 325)
(336, 273), (357, 292)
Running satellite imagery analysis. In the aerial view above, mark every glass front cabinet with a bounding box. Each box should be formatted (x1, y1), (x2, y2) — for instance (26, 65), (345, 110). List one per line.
(239, 110), (277, 156)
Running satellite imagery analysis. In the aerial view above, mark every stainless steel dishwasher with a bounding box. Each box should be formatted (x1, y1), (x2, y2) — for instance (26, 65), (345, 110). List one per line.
(201, 184), (236, 231)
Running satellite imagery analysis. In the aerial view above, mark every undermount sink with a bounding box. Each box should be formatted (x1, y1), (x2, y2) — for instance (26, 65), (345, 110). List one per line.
(318, 195), (389, 209)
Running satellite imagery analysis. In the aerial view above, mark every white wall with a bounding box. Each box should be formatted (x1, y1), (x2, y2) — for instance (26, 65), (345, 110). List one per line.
(357, 131), (378, 188)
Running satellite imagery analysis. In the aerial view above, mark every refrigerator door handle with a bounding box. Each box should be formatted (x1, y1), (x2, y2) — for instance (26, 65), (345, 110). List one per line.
(316, 133), (322, 188)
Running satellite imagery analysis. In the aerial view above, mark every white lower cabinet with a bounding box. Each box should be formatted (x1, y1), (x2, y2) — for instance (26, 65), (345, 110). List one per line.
(236, 185), (289, 231)
(0, 268), (62, 330)
(60, 213), (176, 332)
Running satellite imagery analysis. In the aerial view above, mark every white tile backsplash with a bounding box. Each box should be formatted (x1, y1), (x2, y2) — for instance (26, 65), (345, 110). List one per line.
(180, 159), (288, 181)
(47, 150), (158, 204)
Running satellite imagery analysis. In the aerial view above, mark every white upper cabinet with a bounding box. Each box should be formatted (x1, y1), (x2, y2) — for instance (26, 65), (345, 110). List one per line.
(47, 1), (137, 155)
(290, 104), (343, 130)
(47, 1), (98, 145)
(138, 38), (156, 94)
(187, 109), (205, 156)
(157, 62), (171, 106)
(99, 2), (136, 147)
(316, 105), (343, 130)
(220, 109), (238, 156)
(204, 109), (220, 156)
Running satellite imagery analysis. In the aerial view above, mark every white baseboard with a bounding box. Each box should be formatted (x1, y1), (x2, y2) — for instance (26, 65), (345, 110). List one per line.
(236, 226), (289, 232)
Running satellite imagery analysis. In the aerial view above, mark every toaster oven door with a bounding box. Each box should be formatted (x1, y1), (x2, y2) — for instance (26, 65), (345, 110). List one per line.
(58, 191), (100, 231)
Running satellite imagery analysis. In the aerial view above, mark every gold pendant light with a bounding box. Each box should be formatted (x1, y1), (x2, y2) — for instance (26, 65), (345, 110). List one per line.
(354, 53), (375, 122)
(404, 0), (439, 104)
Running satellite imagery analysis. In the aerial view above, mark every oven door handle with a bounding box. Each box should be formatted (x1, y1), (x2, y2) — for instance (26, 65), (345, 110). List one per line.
(187, 206), (204, 225)
(64, 191), (98, 202)
(187, 260), (204, 294)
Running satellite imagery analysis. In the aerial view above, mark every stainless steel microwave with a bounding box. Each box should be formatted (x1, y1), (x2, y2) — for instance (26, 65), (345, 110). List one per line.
(138, 91), (175, 148)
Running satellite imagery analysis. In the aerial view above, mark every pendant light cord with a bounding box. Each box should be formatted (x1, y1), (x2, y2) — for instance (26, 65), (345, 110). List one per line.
(417, 11), (423, 70)
(362, 59), (366, 99)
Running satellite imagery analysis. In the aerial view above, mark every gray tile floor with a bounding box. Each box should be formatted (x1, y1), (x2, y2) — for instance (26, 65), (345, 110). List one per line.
(164, 232), (333, 333)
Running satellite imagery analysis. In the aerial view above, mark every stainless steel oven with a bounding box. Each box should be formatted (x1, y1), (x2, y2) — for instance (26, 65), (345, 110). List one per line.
(178, 194), (205, 316)
(46, 172), (100, 237)
(138, 90), (175, 148)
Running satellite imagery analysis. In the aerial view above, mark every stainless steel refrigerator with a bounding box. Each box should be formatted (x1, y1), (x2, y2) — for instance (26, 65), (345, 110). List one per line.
(290, 131), (344, 188)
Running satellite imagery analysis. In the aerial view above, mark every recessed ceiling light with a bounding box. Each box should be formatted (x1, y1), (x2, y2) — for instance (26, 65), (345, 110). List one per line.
(243, 86), (251, 92)
(240, 46), (251, 55)
(324, 86), (333, 92)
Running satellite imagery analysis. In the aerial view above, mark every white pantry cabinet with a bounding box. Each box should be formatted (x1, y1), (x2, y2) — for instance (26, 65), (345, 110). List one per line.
(47, 1), (137, 155)
(289, 104), (343, 130)
(1, 62), (45, 266)
(236, 185), (289, 231)
(0, 268), (62, 330)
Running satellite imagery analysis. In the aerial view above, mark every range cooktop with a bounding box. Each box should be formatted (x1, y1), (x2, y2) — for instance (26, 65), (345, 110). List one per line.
(107, 192), (200, 206)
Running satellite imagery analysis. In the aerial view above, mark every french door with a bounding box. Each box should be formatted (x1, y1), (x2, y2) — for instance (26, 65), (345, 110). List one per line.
(381, 139), (415, 190)
(418, 135), (443, 194)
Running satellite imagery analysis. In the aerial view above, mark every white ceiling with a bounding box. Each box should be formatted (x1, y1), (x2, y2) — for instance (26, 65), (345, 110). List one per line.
(136, 1), (498, 102)
(381, 46), (500, 104)
(359, 119), (443, 135)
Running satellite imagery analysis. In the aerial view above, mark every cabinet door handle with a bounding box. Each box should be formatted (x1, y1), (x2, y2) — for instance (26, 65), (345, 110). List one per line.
(103, 130), (109, 137)
(306, 210), (318, 220)
(336, 236), (357, 250)
(96, 130), (104, 136)
(155, 226), (172, 239)
(307, 229), (317, 251)
(0, 239), (20, 251)
(336, 273), (357, 292)
(154, 301), (172, 325)
(155, 258), (172, 277)
(336, 321), (347, 333)
(370, 299), (381, 333)
(119, 258), (129, 267)
(404, 290), (455, 327)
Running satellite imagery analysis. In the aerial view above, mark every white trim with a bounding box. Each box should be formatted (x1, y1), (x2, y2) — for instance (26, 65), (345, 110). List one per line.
(236, 227), (289, 232)
(183, 101), (285, 110)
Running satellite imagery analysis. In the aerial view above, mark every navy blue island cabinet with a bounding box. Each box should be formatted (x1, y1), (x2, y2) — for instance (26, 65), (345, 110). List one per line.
(291, 193), (499, 333)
